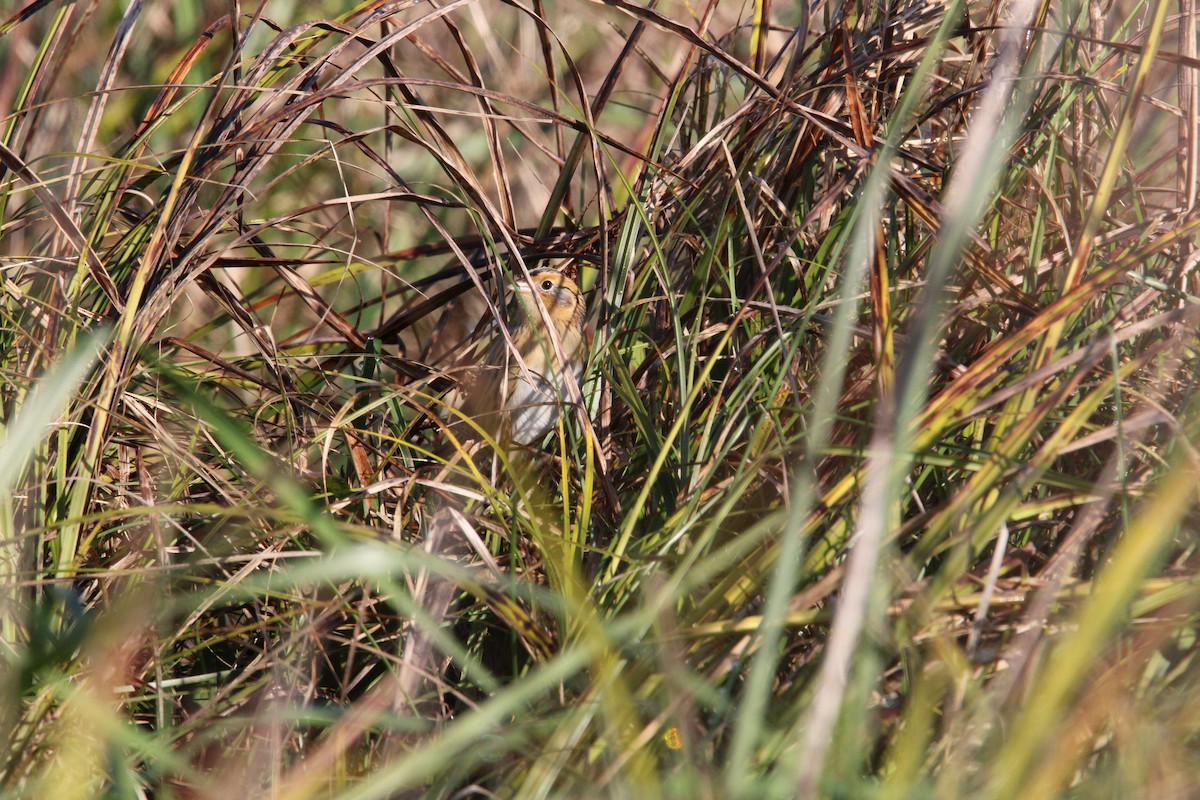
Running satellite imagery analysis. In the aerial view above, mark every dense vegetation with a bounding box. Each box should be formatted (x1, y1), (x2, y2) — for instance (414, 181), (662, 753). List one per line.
(1, 0), (1197, 797)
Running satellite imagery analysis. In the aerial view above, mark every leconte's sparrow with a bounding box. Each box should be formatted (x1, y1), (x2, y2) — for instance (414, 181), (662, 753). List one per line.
(451, 268), (586, 449)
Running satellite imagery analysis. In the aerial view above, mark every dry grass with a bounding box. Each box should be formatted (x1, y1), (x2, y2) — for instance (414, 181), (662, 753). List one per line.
(1, 0), (1198, 797)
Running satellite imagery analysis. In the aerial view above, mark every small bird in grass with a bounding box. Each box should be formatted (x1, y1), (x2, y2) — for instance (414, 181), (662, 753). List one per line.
(451, 268), (586, 449)
(402, 270), (583, 717)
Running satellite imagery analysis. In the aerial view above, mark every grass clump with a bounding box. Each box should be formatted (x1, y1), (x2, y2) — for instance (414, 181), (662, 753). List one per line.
(1, 0), (1199, 797)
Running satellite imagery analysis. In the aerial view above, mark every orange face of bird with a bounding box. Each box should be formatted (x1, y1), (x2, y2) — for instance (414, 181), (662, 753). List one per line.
(514, 270), (584, 333)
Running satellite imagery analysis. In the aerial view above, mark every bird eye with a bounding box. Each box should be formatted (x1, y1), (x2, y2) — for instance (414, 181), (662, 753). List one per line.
(540, 279), (554, 291)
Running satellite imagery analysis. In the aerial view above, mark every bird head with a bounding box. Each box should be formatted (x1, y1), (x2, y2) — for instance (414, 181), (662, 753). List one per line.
(514, 269), (584, 333)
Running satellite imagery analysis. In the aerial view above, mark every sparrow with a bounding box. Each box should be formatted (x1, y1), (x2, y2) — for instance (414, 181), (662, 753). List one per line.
(450, 268), (586, 449)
